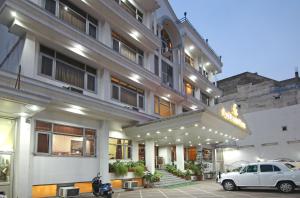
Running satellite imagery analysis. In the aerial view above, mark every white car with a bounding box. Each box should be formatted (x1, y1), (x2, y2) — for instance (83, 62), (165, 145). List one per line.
(217, 162), (300, 193)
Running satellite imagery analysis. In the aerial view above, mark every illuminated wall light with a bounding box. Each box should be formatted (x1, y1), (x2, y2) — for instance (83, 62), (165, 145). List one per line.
(189, 75), (197, 82)
(206, 88), (212, 93)
(190, 105), (198, 110)
(180, 126), (185, 130)
(185, 132), (189, 136)
(137, 135), (141, 138)
(176, 138), (181, 142)
(64, 6), (68, 11)
(129, 30), (140, 41)
(161, 96), (169, 101)
(64, 108), (85, 115)
(129, 74), (141, 83)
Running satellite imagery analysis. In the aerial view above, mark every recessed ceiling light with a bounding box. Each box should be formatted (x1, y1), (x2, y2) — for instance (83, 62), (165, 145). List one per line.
(198, 143), (201, 146)
(146, 133), (150, 136)
(164, 136), (168, 139)
(202, 126), (206, 130)
(11, 11), (17, 17)
(25, 104), (42, 112)
(137, 135), (141, 138)
(190, 144), (193, 147)
(167, 94), (171, 98)
(207, 142), (210, 145)
(185, 132), (189, 136)
(206, 139), (210, 141)
(224, 134), (228, 137)
(197, 136), (200, 139)
(190, 105), (198, 110)
(156, 131), (160, 134)
(64, 6), (68, 11)
(168, 129), (172, 132)
(209, 128), (212, 132)
(220, 133), (223, 136)
(225, 140), (229, 143)
(180, 126), (185, 130)
(215, 141), (219, 144)
(176, 138), (181, 142)
(215, 131), (218, 134)
(194, 123), (198, 127)
(129, 74), (141, 83)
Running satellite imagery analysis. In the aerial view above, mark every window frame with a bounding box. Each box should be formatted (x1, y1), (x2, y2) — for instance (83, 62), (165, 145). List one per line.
(38, 45), (97, 93)
(34, 120), (97, 158)
(109, 138), (132, 160)
(154, 95), (175, 117)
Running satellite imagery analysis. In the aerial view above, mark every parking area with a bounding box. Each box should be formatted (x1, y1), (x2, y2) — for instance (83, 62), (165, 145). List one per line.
(110, 181), (300, 198)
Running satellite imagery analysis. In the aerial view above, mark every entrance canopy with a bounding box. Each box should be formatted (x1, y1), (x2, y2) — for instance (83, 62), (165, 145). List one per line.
(124, 107), (249, 147)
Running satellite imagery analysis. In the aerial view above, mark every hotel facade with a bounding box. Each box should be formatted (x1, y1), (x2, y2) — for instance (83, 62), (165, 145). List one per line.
(0, 0), (247, 197)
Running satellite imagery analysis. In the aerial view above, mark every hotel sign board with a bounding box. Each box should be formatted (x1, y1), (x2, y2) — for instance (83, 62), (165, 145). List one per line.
(221, 104), (246, 129)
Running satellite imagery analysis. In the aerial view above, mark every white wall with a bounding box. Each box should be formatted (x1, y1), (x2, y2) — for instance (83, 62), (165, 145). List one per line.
(223, 104), (300, 169)
(158, 146), (171, 165)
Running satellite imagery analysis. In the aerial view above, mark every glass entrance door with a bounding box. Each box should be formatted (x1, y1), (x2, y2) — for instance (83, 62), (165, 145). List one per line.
(0, 118), (15, 198)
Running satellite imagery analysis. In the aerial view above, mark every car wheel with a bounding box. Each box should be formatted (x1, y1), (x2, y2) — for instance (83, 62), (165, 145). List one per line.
(222, 180), (236, 191)
(277, 181), (295, 193)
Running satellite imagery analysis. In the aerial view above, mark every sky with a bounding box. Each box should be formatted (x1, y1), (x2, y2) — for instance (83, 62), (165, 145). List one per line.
(170, 0), (300, 81)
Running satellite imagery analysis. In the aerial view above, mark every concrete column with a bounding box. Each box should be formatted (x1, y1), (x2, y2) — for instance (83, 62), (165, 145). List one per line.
(101, 21), (112, 48)
(158, 146), (171, 165)
(145, 140), (155, 173)
(20, 33), (36, 78)
(99, 69), (111, 100)
(176, 144), (185, 171)
(14, 117), (32, 198)
(132, 141), (139, 162)
(99, 121), (110, 183)
(147, 91), (154, 115)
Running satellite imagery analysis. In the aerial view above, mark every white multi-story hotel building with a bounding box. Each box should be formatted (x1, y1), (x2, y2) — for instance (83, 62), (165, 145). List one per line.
(0, 0), (247, 197)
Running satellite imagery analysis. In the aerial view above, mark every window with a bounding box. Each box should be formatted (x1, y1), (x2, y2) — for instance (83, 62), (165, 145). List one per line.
(201, 91), (210, 106)
(116, 0), (143, 23)
(39, 45), (97, 92)
(42, 0), (98, 39)
(112, 32), (144, 66)
(273, 166), (281, 172)
(260, 165), (273, 172)
(109, 138), (132, 160)
(185, 53), (194, 67)
(154, 55), (159, 76)
(161, 29), (173, 61)
(184, 80), (195, 97)
(111, 77), (144, 109)
(161, 61), (173, 88)
(35, 120), (96, 157)
(246, 165), (258, 173)
(154, 96), (175, 117)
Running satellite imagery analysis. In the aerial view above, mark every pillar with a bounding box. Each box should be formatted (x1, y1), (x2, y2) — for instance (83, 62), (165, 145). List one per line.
(145, 140), (155, 173)
(101, 21), (112, 47)
(158, 146), (171, 165)
(99, 69), (110, 100)
(99, 121), (110, 183)
(176, 144), (184, 171)
(14, 116), (32, 198)
(132, 141), (139, 162)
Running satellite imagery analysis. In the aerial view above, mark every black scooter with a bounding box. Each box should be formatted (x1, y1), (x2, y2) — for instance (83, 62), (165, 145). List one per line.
(92, 173), (114, 198)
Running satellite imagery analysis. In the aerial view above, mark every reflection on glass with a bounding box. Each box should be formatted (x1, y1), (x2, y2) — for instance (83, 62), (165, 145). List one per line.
(0, 155), (11, 183)
(52, 134), (83, 156)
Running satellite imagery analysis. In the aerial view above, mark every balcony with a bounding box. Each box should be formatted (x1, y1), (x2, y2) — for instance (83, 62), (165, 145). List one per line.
(114, 0), (143, 23)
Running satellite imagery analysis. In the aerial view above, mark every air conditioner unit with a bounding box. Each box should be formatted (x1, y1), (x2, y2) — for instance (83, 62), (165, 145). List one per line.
(123, 181), (138, 190)
(58, 187), (80, 197)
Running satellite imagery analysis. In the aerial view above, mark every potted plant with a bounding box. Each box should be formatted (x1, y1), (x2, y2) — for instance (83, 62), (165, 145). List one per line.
(112, 161), (128, 177)
(143, 171), (154, 188)
(133, 165), (145, 178)
(185, 169), (191, 180)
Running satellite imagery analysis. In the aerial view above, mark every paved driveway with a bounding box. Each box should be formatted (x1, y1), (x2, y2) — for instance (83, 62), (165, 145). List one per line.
(112, 181), (300, 198)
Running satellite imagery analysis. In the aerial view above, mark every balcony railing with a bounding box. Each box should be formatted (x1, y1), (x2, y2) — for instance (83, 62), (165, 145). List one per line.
(114, 0), (143, 23)
(112, 38), (144, 66)
(185, 62), (216, 87)
(179, 16), (222, 67)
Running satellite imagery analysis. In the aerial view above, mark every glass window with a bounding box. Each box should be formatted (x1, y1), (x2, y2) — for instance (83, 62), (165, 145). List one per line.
(273, 165), (281, 172)
(44, 0), (56, 15)
(87, 74), (96, 92)
(111, 77), (144, 109)
(154, 95), (175, 117)
(41, 56), (53, 77)
(35, 121), (96, 157)
(37, 133), (50, 154)
(59, 2), (86, 32)
(184, 81), (195, 97)
(88, 23), (97, 39)
(0, 155), (11, 183)
(260, 165), (273, 172)
(161, 61), (173, 88)
(39, 45), (97, 92)
(109, 138), (132, 160)
(247, 165), (258, 173)
(154, 55), (159, 76)
(0, 118), (15, 152)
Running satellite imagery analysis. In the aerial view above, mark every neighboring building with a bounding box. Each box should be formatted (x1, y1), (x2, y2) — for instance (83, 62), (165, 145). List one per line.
(217, 72), (300, 170)
(0, 0), (246, 197)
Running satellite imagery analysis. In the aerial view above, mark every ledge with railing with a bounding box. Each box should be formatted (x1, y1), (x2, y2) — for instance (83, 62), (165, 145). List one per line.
(178, 16), (222, 67)
(184, 62), (216, 87)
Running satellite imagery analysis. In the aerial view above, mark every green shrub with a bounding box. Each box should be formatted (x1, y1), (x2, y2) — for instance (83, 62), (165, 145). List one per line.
(133, 165), (145, 177)
(112, 161), (128, 176)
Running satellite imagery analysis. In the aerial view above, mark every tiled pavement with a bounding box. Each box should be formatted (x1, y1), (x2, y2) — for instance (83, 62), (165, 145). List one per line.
(82, 180), (300, 198)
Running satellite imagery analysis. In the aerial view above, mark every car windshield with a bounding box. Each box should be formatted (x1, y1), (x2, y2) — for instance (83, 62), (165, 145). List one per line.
(285, 163), (296, 169)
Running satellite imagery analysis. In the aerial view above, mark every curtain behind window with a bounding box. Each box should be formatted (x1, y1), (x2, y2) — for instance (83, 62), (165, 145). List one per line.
(56, 61), (84, 88)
